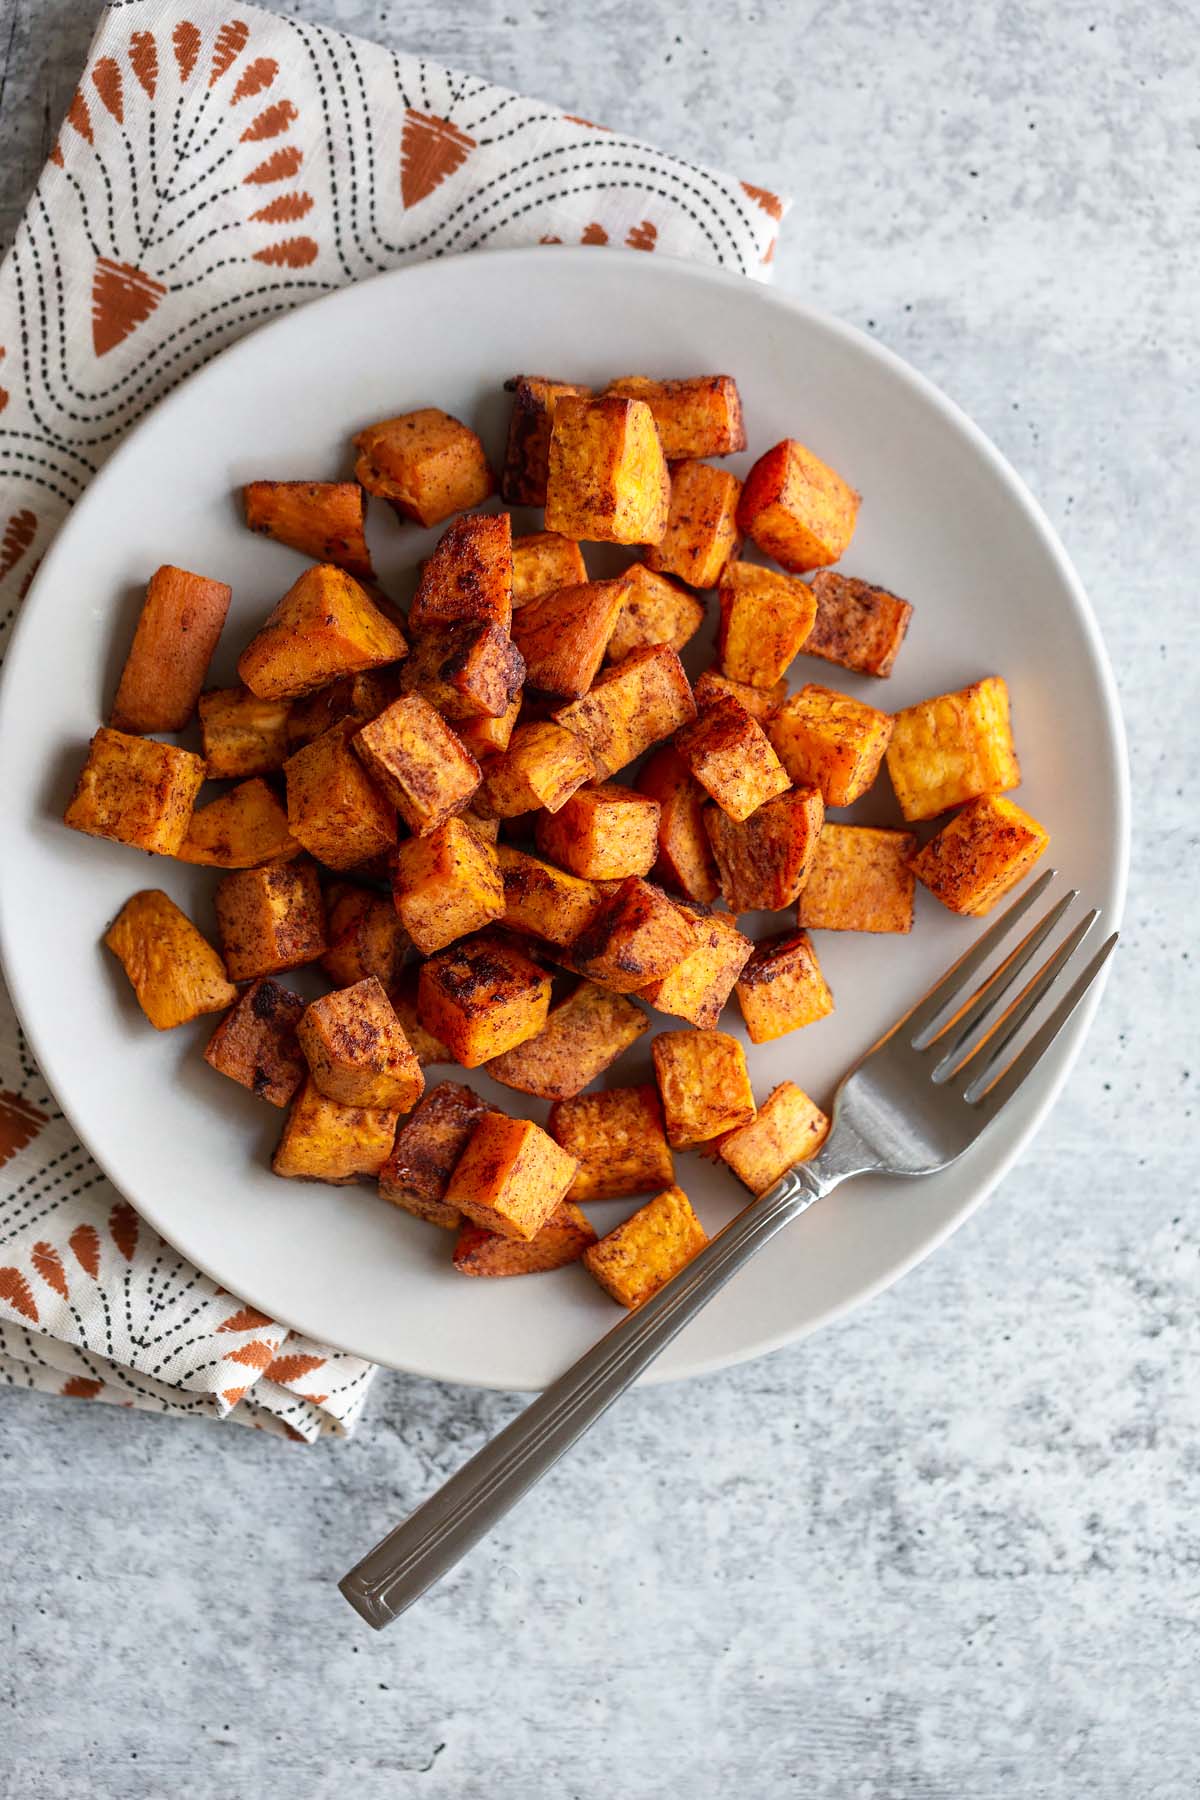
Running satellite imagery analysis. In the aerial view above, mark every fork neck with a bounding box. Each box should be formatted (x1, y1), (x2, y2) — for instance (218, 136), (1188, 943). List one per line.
(800, 1121), (882, 1199)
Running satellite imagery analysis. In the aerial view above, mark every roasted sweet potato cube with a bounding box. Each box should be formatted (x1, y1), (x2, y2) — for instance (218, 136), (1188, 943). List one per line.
(389, 968), (450, 1065)
(704, 784), (825, 913)
(638, 903), (752, 1028)
(552, 644), (696, 779)
(501, 375), (594, 506)
(454, 690), (522, 762)
(321, 883), (409, 989)
(548, 1085), (674, 1203)
(768, 685), (893, 808)
(445, 1113), (579, 1241)
(634, 746), (719, 904)
(911, 795), (1049, 916)
(511, 531), (589, 607)
(583, 1185), (709, 1309)
(485, 981), (648, 1101)
(177, 778), (298, 869)
(351, 693), (480, 835)
(199, 686), (290, 779)
(203, 978), (306, 1107)
(378, 1080), (493, 1227)
(735, 929), (834, 1043)
(392, 817), (504, 954)
(544, 396), (670, 545)
(104, 889), (236, 1030)
(511, 577), (629, 698)
(285, 670), (397, 752)
(886, 676), (1021, 822)
(283, 720), (397, 870)
(244, 480), (372, 580)
(716, 561), (816, 688)
(463, 808), (501, 844)
(804, 570), (913, 679)
(272, 1077), (399, 1183)
(353, 408), (493, 527)
(111, 565), (232, 733)
(496, 846), (602, 947)
(605, 563), (705, 664)
(569, 877), (697, 994)
(644, 461), (742, 589)
(478, 721), (593, 818)
(692, 667), (786, 723)
(453, 1201), (597, 1276)
(718, 1082), (830, 1195)
(410, 512), (513, 633)
(237, 563), (407, 701)
(65, 728), (204, 856)
(673, 694), (790, 822)
(297, 976), (424, 1112)
(398, 621), (525, 721)
(418, 933), (552, 1068)
(534, 783), (661, 880)
(603, 375), (746, 460)
(214, 862), (327, 981)
(652, 1029), (755, 1147)
(737, 438), (861, 572)
(796, 823), (917, 933)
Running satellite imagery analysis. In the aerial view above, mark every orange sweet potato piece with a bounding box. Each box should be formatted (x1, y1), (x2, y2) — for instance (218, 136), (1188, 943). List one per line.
(638, 902), (752, 1029)
(453, 1201), (597, 1276)
(544, 395), (670, 545)
(199, 686), (291, 779)
(398, 621), (525, 721)
(322, 883), (410, 989)
(673, 694), (790, 822)
(417, 933), (552, 1068)
(409, 511), (513, 632)
(583, 1185), (709, 1309)
(478, 721), (594, 818)
(238, 564), (408, 701)
(177, 778), (299, 868)
(203, 978), (307, 1107)
(692, 667), (786, 723)
(737, 438), (861, 572)
(768, 684), (893, 807)
(703, 784), (825, 913)
(496, 846), (603, 947)
(65, 728), (204, 857)
(569, 876), (697, 994)
(392, 817), (505, 954)
(795, 823), (917, 933)
(284, 670), (398, 753)
(552, 644), (696, 779)
(651, 1029), (755, 1147)
(603, 375), (746, 460)
(444, 1113), (579, 1242)
(510, 577), (629, 698)
(214, 862), (327, 981)
(272, 1077), (400, 1184)
(297, 976), (424, 1112)
(534, 782), (661, 880)
(111, 564), (232, 732)
(717, 1082), (830, 1195)
(284, 720), (397, 870)
(104, 889), (237, 1030)
(485, 981), (648, 1101)
(352, 693), (481, 835)
(734, 929), (834, 1043)
(379, 1079), (494, 1227)
(635, 745), (720, 904)
(604, 563), (705, 663)
(353, 408), (494, 527)
(910, 795), (1049, 916)
(501, 375), (594, 506)
(547, 1085), (675, 1203)
(644, 461), (742, 589)
(716, 560), (816, 687)
(885, 677), (1020, 822)
(511, 531), (589, 607)
(244, 480), (373, 580)
(804, 570), (913, 679)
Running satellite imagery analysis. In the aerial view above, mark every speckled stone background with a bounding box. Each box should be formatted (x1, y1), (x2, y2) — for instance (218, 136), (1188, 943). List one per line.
(0, 2), (1195, 1795)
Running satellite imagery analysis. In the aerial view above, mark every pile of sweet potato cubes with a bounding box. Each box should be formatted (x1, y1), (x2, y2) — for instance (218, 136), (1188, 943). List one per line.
(65, 374), (1049, 1310)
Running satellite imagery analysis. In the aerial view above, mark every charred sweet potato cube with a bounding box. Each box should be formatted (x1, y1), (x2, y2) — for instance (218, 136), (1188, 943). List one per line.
(111, 565), (232, 733)
(692, 667), (786, 723)
(486, 981), (648, 1101)
(454, 691), (522, 762)
(583, 1185), (709, 1309)
(104, 889), (236, 1030)
(501, 375), (594, 506)
(199, 686), (290, 779)
(796, 823), (917, 934)
(453, 1202), (597, 1276)
(570, 877), (697, 994)
(645, 461), (742, 589)
(511, 577), (629, 698)
(378, 1080), (493, 1227)
(534, 783), (661, 881)
(237, 564), (407, 701)
(272, 1077), (399, 1183)
(638, 903), (752, 1029)
(804, 570), (913, 679)
(768, 684), (893, 808)
(716, 560), (816, 688)
(410, 511), (513, 633)
(418, 933), (552, 1068)
(634, 746), (719, 905)
(284, 720), (397, 870)
(544, 396), (670, 545)
(398, 621), (525, 721)
(65, 728), (204, 857)
(353, 408), (493, 527)
(718, 1082), (830, 1194)
(735, 929), (833, 1044)
(478, 721), (593, 818)
(203, 978), (307, 1107)
(392, 817), (504, 954)
(496, 846), (602, 947)
(552, 644), (696, 779)
(603, 375), (746, 460)
(652, 1029), (755, 1147)
(548, 1085), (674, 1203)
(297, 975), (424, 1112)
(704, 785), (825, 914)
(214, 862), (327, 981)
(177, 779), (298, 869)
(911, 795), (1049, 916)
(244, 480), (372, 580)
(886, 676), (1021, 822)
(285, 670), (397, 753)
(737, 438), (861, 572)
(351, 693), (480, 836)
(511, 530), (588, 607)
(604, 563), (704, 665)
(444, 1113), (579, 1241)
(321, 883), (410, 989)
(389, 968), (450, 1065)
(673, 694), (790, 822)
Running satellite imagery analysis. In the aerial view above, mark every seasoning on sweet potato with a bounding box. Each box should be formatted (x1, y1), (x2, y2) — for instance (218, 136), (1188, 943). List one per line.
(417, 932), (552, 1068)
(389, 967), (451, 1066)
(496, 845), (603, 947)
(392, 817), (505, 954)
(353, 408), (493, 527)
(238, 563), (408, 701)
(285, 670), (398, 753)
(454, 690), (522, 762)
(803, 570), (913, 679)
(582, 1185), (709, 1309)
(244, 480), (373, 580)
(203, 978), (307, 1108)
(65, 727), (205, 857)
(569, 876), (697, 995)
(673, 693), (790, 822)
(321, 883), (411, 989)
(692, 666), (786, 723)
(511, 577), (629, 698)
(552, 644), (696, 779)
(444, 1113), (579, 1242)
(534, 782), (661, 881)
(703, 784), (825, 913)
(604, 562), (705, 663)
(652, 1029), (755, 1148)
(734, 929), (834, 1043)
(478, 720), (594, 818)
(544, 396), (670, 545)
(634, 745), (720, 905)
(737, 438), (861, 572)
(910, 795), (1049, 916)
(297, 976), (424, 1112)
(768, 684), (893, 808)
(453, 1201), (597, 1276)
(105, 889), (237, 1030)
(398, 620), (525, 721)
(603, 375), (746, 460)
(501, 375), (594, 507)
(886, 676), (1020, 822)
(352, 693), (481, 835)
(644, 461), (742, 589)
(486, 981), (649, 1101)
(272, 1076), (400, 1183)
(548, 1085), (675, 1203)
(199, 686), (291, 779)
(214, 862), (327, 981)
(110, 564), (232, 733)
(511, 530), (589, 607)
(795, 823), (917, 933)
(410, 511), (513, 633)
(716, 560), (817, 688)
(717, 1082), (830, 1195)
(638, 902), (752, 1029)
(379, 1079), (494, 1227)
(177, 778), (299, 869)
(284, 719), (397, 870)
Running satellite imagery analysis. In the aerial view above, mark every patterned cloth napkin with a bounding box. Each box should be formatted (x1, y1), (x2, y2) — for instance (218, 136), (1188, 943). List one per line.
(0, 0), (786, 1439)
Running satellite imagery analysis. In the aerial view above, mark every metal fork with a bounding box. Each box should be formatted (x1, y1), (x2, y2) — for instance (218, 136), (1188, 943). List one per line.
(339, 870), (1116, 1630)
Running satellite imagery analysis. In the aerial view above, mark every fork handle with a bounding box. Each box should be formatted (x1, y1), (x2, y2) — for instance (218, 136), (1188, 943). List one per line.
(339, 1162), (831, 1630)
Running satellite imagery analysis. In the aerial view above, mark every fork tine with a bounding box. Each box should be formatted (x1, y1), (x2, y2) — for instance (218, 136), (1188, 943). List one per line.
(930, 888), (1080, 1081)
(959, 907), (1099, 1092)
(966, 930), (1118, 1111)
(908, 868), (1058, 1048)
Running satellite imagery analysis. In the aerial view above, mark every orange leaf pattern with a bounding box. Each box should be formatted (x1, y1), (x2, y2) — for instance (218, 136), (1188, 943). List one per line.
(210, 20), (250, 86)
(580, 222), (609, 245)
(218, 1305), (273, 1333)
(66, 90), (93, 145)
(741, 180), (784, 220)
(0, 511), (37, 582)
(130, 31), (158, 98)
(91, 259), (166, 357)
(32, 1242), (68, 1299)
(400, 111), (475, 208)
(173, 20), (201, 83)
(251, 236), (318, 267)
(0, 1268), (38, 1323)
(92, 57), (124, 124)
(240, 99), (298, 142)
(226, 1339), (278, 1368)
(249, 191), (313, 224)
(109, 1200), (139, 1261)
(244, 144), (303, 184)
(62, 1377), (104, 1399)
(263, 1352), (326, 1384)
(626, 219), (657, 252)
(231, 56), (277, 104)
(69, 1225), (100, 1279)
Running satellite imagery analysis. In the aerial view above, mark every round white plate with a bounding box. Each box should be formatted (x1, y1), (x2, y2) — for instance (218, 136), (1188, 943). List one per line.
(0, 248), (1128, 1389)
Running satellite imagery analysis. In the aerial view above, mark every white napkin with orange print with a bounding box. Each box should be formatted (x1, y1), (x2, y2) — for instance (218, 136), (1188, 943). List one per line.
(0, 0), (787, 1439)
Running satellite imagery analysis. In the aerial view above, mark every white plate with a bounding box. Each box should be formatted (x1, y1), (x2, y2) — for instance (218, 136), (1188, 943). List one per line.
(0, 248), (1128, 1389)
